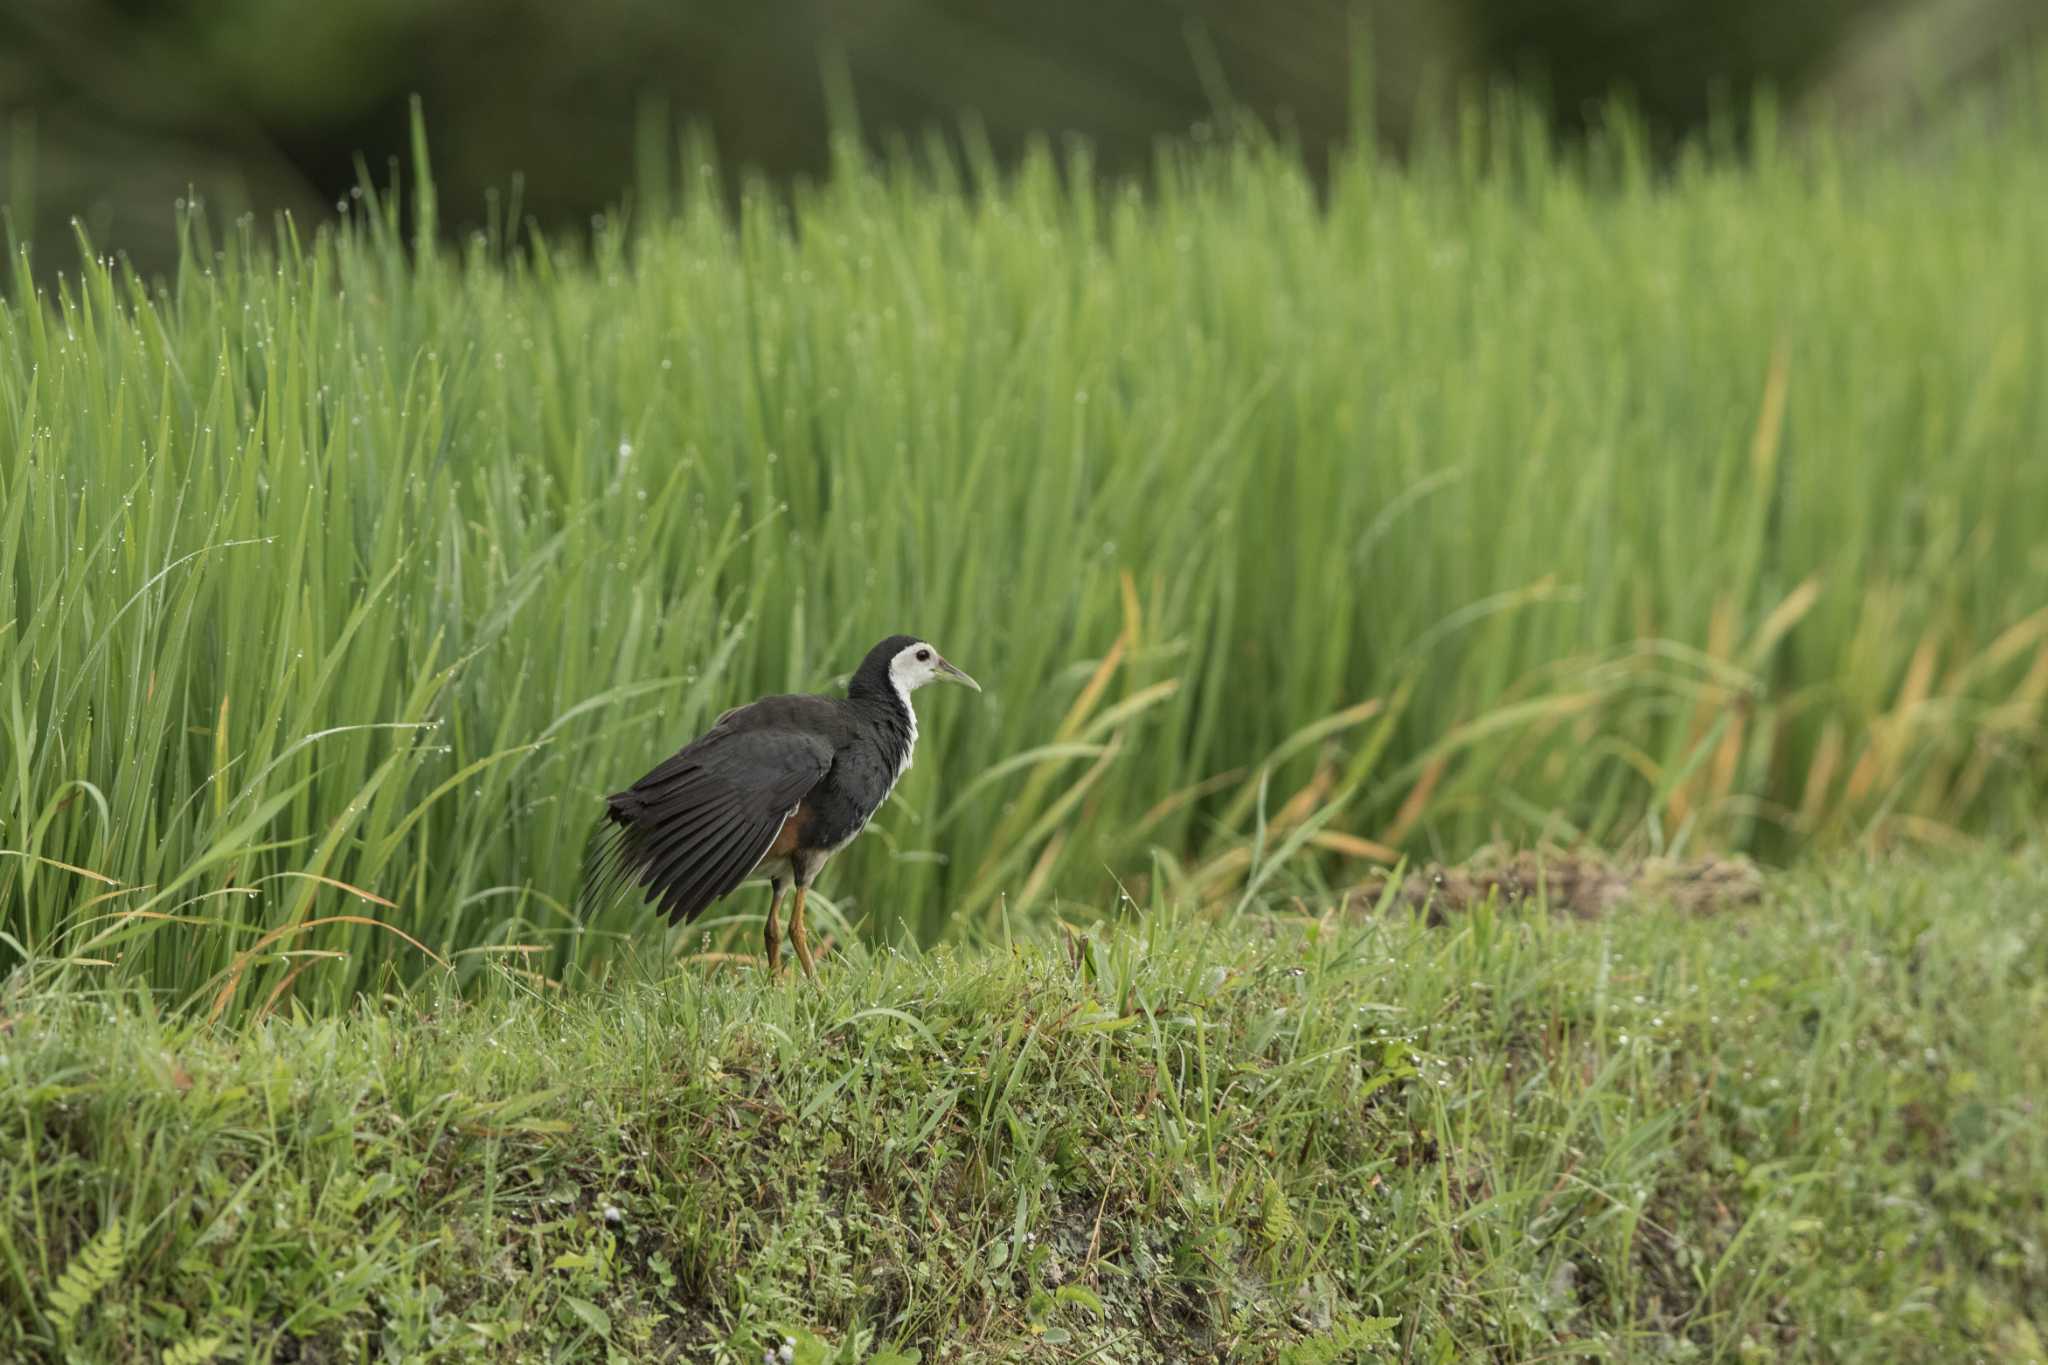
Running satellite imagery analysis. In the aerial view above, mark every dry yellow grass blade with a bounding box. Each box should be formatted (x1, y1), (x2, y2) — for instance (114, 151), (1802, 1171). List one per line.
(1710, 710), (1747, 813)
(1016, 829), (1068, 913)
(208, 914), (449, 1023)
(2012, 642), (2048, 710)
(1075, 681), (1183, 743)
(1272, 697), (1387, 760)
(1875, 813), (1980, 853)
(1163, 696), (1404, 902)
(1668, 594), (1742, 830)
(256, 960), (322, 1023)
(973, 578), (1140, 875)
(1846, 628), (1944, 806)
(1429, 691), (1607, 754)
(1842, 743), (1882, 817)
(497, 967), (563, 990)
(1948, 740), (1996, 814)
(1798, 719), (1845, 832)
(1359, 683), (1613, 855)
(78, 885), (154, 912)
(1597, 735), (1667, 791)
(1120, 568), (1143, 653)
(1687, 576), (1823, 836)
(1131, 768), (1246, 839)
(1708, 594), (1739, 661)
(40, 906), (204, 962)
(1212, 696), (1387, 835)
(1306, 830), (1398, 863)
(213, 692), (232, 823)
(1269, 758), (1337, 833)
(1174, 759), (1354, 902)
(962, 741), (1126, 920)
(1051, 569), (1144, 746)
(1055, 634), (1128, 746)
(1186, 845), (1253, 898)
(678, 952), (759, 970)
(254, 871), (399, 909)
(1969, 608), (2048, 683)
(0, 851), (123, 885)
(1749, 344), (1790, 486)
(1746, 577), (1823, 666)
(1381, 754), (1446, 850)
(1980, 643), (2048, 735)
(1894, 633), (1940, 721)
(965, 574), (1179, 912)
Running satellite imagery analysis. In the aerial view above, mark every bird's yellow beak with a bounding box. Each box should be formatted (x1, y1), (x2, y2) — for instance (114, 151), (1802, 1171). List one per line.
(935, 657), (981, 692)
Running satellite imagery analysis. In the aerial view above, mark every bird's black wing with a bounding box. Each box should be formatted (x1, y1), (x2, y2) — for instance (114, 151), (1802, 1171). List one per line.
(582, 698), (838, 925)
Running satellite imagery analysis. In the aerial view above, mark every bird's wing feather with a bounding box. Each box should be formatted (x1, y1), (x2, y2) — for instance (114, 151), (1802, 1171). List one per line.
(583, 710), (836, 926)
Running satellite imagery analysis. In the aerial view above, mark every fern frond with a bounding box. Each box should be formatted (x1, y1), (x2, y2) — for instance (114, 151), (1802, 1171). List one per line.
(1258, 1174), (1297, 1249)
(1279, 1314), (1400, 1365)
(45, 1214), (127, 1336)
(164, 1333), (225, 1365)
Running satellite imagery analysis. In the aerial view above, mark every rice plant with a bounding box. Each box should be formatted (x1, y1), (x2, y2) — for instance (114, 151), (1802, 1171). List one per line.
(3, 67), (2045, 1007)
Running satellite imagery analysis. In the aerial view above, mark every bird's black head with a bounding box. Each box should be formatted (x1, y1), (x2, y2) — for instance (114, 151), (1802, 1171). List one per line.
(848, 634), (981, 702)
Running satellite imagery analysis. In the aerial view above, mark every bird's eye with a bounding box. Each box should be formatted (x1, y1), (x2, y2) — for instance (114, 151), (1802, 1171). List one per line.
(915, 648), (931, 662)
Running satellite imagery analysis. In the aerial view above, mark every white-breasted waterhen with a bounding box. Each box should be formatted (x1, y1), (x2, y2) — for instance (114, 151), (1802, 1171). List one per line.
(581, 635), (980, 975)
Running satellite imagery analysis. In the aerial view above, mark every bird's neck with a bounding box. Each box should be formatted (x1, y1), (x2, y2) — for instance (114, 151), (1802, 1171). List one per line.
(849, 674), (916, 734)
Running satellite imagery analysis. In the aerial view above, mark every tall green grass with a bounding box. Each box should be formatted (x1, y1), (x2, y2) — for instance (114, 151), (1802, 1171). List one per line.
(4, 74), (2047, 1008)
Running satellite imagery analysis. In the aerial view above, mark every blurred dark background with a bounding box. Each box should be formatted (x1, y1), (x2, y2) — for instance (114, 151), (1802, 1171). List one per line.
(2, 0), (2042, 272)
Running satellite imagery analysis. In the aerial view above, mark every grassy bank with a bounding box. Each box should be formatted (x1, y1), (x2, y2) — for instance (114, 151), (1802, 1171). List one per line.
(4, 856), (2045, 1361)
(6, 69), (2048, 1007)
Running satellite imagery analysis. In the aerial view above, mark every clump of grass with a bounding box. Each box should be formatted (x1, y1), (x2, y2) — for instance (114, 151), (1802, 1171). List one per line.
(2, 856), (2043, 1360)
(4, 63), (2048, 1004)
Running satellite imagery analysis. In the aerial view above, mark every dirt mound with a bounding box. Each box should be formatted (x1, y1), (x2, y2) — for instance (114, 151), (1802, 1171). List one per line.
(1346, 847), (1765, 922)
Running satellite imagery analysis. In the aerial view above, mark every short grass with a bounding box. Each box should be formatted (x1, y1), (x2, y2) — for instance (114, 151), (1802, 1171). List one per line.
(5, 855), (2044, 1362)
(5, 65), (2048, 1009)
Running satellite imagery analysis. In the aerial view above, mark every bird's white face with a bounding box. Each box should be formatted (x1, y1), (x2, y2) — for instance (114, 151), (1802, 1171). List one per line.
(888, 641), (981, 696)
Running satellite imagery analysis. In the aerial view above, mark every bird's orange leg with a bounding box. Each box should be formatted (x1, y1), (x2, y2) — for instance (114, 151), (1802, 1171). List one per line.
(789, 884), (817, 979)
(762, 882), (787, 975)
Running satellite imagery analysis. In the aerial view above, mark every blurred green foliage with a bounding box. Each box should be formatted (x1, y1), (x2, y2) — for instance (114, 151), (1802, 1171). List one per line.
(3, 0), (2042, 270)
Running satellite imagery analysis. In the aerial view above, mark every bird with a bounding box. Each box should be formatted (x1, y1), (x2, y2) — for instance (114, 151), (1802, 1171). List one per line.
(580, 635), (981, 976)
